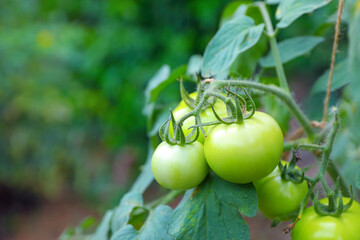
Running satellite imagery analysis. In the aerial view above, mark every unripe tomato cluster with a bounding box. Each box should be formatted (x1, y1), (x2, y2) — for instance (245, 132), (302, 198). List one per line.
(152, 94), (284, 188)
(151, 94), (360, 231)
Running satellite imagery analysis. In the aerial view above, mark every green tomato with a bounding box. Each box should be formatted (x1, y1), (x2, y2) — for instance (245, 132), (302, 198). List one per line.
(151, 141), (208, 190)
(204, 111), (284, 184)
(292, 198), (360, 240)
(171, 92), (228, 143)
(253, 161), (308, 220)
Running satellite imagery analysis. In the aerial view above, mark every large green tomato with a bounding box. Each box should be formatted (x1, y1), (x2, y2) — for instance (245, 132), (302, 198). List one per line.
(253, 161), (308, 220)
(204, 111), (284, 184)
(171, 92), (228, 143)
(151, 141), (208, 190)
(292, 198), (360, 240)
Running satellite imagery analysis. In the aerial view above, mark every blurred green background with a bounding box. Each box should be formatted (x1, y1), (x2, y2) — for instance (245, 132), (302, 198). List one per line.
(0, 0), (351, 239)
(0, 0), (233, 239)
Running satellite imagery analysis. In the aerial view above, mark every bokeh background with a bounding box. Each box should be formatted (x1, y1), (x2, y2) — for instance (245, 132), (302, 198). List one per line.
(0, 0), (235, 239)
(0, 0), (348, 239)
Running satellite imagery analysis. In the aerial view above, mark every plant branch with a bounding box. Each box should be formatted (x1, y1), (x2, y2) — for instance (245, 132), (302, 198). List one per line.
(210, 80), (315, 138)
(177, 93), (209, 125)
(297, 143), (325, 151)
(147, 190), (184, 209)
(316, 115), (340, 178)
(257, 2), (290, 91)
(297, 182), (316, 220)
(322, 0), (344, 123)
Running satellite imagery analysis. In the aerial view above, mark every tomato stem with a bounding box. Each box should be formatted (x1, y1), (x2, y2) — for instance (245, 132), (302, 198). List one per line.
(296, 144), (325, 151)
(316, 115), (339, 178)
(210, 80), (315, 138)
(177, 93), (209, 125)
(256, 2), (290, 92)
(296, 182), (316, 221)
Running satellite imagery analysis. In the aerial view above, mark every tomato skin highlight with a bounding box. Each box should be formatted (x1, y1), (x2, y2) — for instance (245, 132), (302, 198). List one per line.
(291, 198), (360, 240)
(151, 141), (208, 190)
(171, 92), (227, 143)
(204, 111), (284, 184)
(253, 161), (308, 220)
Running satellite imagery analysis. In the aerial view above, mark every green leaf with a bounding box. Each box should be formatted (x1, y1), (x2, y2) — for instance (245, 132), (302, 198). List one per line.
(311, 59), (355, 94)
(220, 1), (264, 26)
(220, 1), (252, 26)
(340, 157), (360, 192)
(110, 225), (137, 240)
(186, 54), (202, 79)
(138, 205), (173, 240)
(202, 16), (264, 76)
(58, 228), (76, 240)
(93, 211), (113, 240)
(129, 144), (154, 193)
(59, 217), (97, 240)
(111, 192), (143, 232)
(144, 65), (187, 142)
(230, 35), (268, 78)
(79, 217), (96, 230)
(262, 93), (291, 133)
(168, 174), (257, 240)
(144, 65), (187, 111)
(144, 65), (170, 106)
(110, 205), (173, 240)
(276, 0), (331, 28)
(348, 9), (360, 102)
(128, 207), (150, 231)
(259, 36), (324, 68)
(345, 0), (360, 19)
(266, 0), (280, 4)
(148, 108), (170, 137)
(219, 1), (267, 78)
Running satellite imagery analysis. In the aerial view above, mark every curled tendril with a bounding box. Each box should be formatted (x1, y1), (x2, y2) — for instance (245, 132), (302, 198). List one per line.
(223, 87), (256, 122)
(224, 88), (247, 109)
(242, 88), (256, 119)
(158, 109), (201, 145)
(313, 185), (354, 217)
(210, 104), (232, 124)
(164, 116), (173, 145)
(185, 117), (199, 144)
(159, 117), (170, 142)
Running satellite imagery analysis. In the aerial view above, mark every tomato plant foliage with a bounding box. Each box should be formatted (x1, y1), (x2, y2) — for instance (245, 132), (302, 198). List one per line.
(168, 174), (257, 240)
(60, 0), (360, 240)
(202, 16), (264, 76)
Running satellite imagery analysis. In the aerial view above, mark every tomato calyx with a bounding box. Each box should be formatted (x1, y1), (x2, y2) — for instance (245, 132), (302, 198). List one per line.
(223, 88), (255, 123)
(159, 109), (200, 145)
(179, 78), (216, 112)
(313, 181), (354, 217)
(180, 78), (196, 110)
(181, 87), (257, 133)
(279, 151), (305, 184)
(193, 87), (256, 128)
